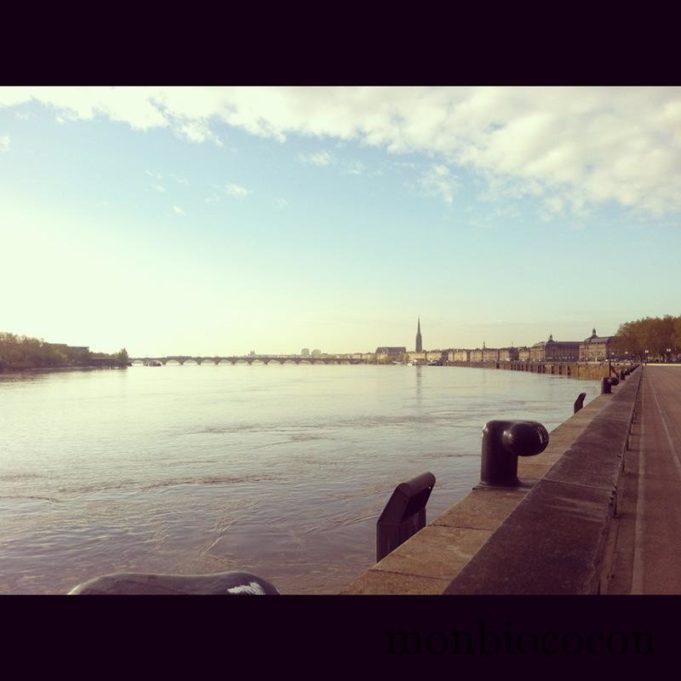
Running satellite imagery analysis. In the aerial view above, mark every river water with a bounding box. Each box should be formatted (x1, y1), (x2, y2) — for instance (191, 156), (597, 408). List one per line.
(0, 364), (600, 594)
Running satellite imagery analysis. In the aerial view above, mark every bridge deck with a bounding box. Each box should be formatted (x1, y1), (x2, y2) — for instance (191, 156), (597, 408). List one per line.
(606, 365), (681, 594)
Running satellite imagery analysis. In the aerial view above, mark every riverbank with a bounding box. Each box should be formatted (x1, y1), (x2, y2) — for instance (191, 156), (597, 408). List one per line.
(0, 364), (128, 377)
(343, 366), (641, 594)
(445, 360), (627, 380)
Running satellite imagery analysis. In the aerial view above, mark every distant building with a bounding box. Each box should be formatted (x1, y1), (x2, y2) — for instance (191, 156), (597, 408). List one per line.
(426, 350), (447, 362)
(530, 335), (580, 362)
(45, 343), (90, 364)
(301, 348), (310, 357)
(376, 347), (406, 355)
(415, 318), (422, 353)
(311, 349), (322, 357)
(579, 328), (616, 362)
(376, 346), (407, 362)
(499, 347), (519, 362)
(517, 346), (531, 362)
(481, 347), (498, 362)
(470, 348), (484, 362)
(451, 349), (470, 362)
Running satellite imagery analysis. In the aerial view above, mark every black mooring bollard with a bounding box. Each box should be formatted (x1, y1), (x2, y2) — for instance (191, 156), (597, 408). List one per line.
(620, 370), (626, 380)
(574, 392), (587, 413)
(376, 472), (436, 562)
(610, 376), (619, 386)
(68, 571), (280, 595)
(479, 420), (549, 487)
(601, 377), (612, 394)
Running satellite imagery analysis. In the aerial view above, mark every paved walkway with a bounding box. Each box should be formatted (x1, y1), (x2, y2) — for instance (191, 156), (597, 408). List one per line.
(607, 365), (681, 594)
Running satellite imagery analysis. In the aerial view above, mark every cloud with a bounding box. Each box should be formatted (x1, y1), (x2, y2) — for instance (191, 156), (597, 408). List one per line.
(177, 120), (222, 145)
(275, 198), (288, 209)
(225, 183), (250, 198)
(2, 86), (681, 215)
(418, 164), (457, 204)
(173, 205), (185, 215)
(299, 150), (333, 167)
(0, 135), (9, 152)
(152, 183), (166, 193)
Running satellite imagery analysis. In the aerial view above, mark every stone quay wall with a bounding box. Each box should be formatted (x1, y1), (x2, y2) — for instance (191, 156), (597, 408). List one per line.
(446, 360), (624, 380)
(343, 366), (642, 595)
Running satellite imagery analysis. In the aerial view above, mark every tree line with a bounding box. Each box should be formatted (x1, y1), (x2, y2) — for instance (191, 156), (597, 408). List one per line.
(614, 315), (681, 360)
(0, 332), (128, 371)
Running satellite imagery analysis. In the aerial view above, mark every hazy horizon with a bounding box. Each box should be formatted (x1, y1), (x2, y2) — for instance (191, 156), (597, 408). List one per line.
(2, 87), (680, 356)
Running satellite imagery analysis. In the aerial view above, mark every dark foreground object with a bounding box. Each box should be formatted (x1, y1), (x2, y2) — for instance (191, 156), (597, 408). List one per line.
(376, 472), (436, 561)
(479, 420), (549, 487)
(574, 392), (587, 413)
(68, 571), (280, 595)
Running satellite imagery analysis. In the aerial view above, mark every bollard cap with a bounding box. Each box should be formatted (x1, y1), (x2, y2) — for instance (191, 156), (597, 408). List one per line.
(500, 420), (550, 457)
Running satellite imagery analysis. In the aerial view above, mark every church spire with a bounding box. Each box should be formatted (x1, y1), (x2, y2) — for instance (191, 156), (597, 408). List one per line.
(415, 317), (423, 353)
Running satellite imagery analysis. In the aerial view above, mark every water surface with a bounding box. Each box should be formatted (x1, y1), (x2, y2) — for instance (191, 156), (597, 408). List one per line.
(0, 364), (600, 594)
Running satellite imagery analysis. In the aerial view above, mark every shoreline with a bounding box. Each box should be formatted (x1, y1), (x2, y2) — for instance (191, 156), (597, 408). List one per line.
(0, 364), (128, 377)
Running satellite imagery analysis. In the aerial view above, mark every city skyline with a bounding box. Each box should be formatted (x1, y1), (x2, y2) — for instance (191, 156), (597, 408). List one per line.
(1, 87), (680, 356)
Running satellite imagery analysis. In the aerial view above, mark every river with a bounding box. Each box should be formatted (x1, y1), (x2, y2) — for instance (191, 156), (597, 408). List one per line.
(0, 363), (601, 594)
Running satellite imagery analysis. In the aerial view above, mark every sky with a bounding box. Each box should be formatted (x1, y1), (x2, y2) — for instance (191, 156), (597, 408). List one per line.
(1, 86), (680, 356)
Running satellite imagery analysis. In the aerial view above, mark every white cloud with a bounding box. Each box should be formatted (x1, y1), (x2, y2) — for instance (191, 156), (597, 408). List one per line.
(173, 205), (185, 215)
(275, 198), (288, 209)
(299, 150), (333, 167)
(177, 120), (222, 146)
(419, 164), (457, 204)
(225, 183), (250, 198)
(2, 86), (681, 215)
(152, 183), (166, 193)
(145, 170), (163, 180)
(171, 174), (189, 185)
(0, 135), (9, 152)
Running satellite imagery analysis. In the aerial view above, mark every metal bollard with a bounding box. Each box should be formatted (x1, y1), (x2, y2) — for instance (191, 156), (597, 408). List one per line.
(574, 392), (587, 413)
(610, 376), (619, 386)
(620, 370), (626, 381)
(68, 571), (280, 595)
(479, 420), (549, 487)
(601, 377), (612, 394)
(376, 471), (436, 562)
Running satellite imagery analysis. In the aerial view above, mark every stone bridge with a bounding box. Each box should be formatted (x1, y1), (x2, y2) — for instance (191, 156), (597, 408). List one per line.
(129, 355), (363, 366)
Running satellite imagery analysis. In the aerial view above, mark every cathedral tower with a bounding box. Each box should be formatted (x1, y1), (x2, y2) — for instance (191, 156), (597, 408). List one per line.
(415, 318), (423, 352)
